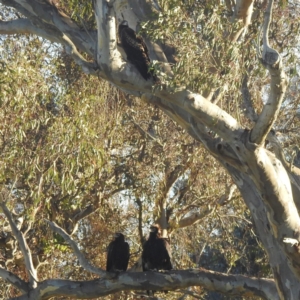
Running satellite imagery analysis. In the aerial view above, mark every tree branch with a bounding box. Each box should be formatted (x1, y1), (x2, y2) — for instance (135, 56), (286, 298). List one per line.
(173, 207), (215, 229)
(0, 19), (55, 37)
(250, 0), (288, 145)
(1, 0), (95, 55)
(0, 2), (97, 74)
(189, 120), (245, 171)
(233, 0), (254, 27)
(72, 205), (95, 225)
(0, 267), (29, 294)
(170, 185), (236, 229)
(152, 91), (242, 143)
(156, 164), (190, 236)
(268, 133), (300, 212)
(62, 205), (96, 235)
(237, 134), (300, 280)
(141, 94), (244, 171)
(227, 163), (300, 297)
(94, 0), (118, 74)
(12, 269), (278, 300)
(46, 220), (107, 277)
(0, 197), (37, 288)
(60, 34), (98, 75)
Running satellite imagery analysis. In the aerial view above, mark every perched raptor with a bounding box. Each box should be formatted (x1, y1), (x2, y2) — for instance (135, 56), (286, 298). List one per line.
(142, 225), (173, 271)
(106, 233), (130, 272)
(118, 20), (155, 81)
(142, 225), (172, 295)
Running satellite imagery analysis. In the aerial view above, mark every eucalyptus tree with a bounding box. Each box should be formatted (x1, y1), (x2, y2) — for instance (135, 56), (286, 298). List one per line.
(0, 0), (300, 299)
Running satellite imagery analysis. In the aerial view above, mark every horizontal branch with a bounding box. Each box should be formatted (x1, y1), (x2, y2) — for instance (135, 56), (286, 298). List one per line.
(1, 0), (94, 55)
(0, 19), (47, 35)
(13, 269), (278, 300)
(0, 18), (63, 44)
(0, 18), (97, 75)
(0, 267), (29, 294)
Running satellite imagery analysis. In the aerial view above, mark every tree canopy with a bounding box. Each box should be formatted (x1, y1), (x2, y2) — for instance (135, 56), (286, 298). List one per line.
(0, 0), (300, 299)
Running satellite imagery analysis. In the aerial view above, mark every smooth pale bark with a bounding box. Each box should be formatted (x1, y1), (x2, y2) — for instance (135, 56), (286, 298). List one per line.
(155, 90), (242, 141)
(234, 0), (255, 26)
(11, 270), (278, 300)
(0, 201), (37, 288)
(251, 0), (288, 145)
(170, 185), (237, 229)
(227, 165), (300, 298)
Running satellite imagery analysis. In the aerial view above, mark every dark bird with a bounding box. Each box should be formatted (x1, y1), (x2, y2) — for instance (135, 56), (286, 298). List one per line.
(106, 233), (130, 272)
(142, 225), (173, 272)
(118, 20), (155, 81)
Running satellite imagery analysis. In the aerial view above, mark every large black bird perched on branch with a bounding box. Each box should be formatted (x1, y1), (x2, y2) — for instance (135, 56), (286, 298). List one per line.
(118, 20), (156, 81)
(106, 233), (130, 272)
(142, 225), (173, 272)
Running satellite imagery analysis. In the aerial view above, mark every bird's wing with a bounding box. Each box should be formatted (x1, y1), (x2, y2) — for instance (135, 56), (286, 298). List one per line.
(125, 242), (130, 258)
(122, 28), (149, 57)
(142, 240), (151, 270)
(164, 239), (173, 269)
(163, 239), (172, 258)
(122, 28), (140, 50)
(124, 242), (130, 269)
(106, 242), (114, 271)
(122, 26), (136, 39)
(158, 239), (173, 269)
(136, 35), (149, 56)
